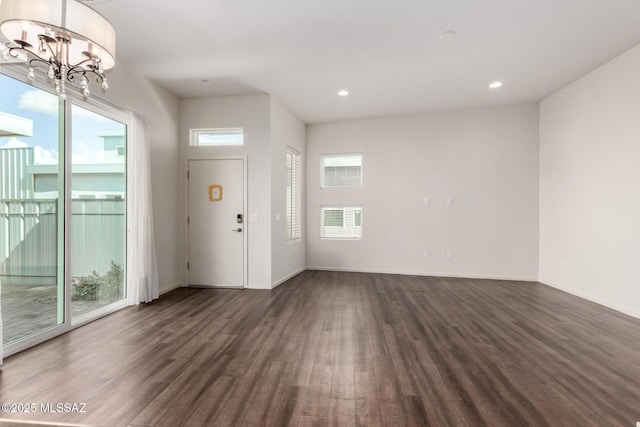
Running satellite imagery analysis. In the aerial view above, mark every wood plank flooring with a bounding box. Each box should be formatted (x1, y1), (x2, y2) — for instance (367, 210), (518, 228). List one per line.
(1, 270), (640, 426)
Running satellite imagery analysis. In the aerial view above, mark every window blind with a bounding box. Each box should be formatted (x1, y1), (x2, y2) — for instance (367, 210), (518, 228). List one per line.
(323, 209), (344, 227)
(286, 147), (301, 240)
(321, 153), (362, 187)
(320, 205), (362, 239)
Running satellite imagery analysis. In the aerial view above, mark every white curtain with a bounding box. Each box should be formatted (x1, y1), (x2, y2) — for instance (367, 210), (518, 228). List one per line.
(127, 112), (159, 304)
(1, 280), (3, 365)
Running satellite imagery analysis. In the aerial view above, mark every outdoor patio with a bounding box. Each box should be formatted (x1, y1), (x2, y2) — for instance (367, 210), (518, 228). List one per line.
(1, 284), (115, 345)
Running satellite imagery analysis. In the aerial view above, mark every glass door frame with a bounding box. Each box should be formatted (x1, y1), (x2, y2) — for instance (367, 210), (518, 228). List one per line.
(67, 96), (130, 328)
(1, 65), (132, 357)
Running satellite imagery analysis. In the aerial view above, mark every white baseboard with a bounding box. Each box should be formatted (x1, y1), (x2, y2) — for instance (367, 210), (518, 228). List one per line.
(246, 283), (271, 290)
(306, 266), (537, 282)
(159, 283), (183, 296)
(538, 278), (640, 320)
(271, 267), (306, 289)
(157, 273), (640, 321)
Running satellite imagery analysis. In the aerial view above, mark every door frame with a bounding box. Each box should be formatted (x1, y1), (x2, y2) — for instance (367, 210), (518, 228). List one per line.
(184, 155), (248, 289)
(1, 66), (132, 357)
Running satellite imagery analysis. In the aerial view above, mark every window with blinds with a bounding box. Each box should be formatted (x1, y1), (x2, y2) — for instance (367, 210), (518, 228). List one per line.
(321, 153), (362, 187)
(286, 147), (301, 240)
(320, 205), (362, 239)
(190, 128), (244, 146)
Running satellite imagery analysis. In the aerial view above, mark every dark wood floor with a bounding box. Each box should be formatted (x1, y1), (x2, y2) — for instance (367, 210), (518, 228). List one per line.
(1, 270), (640, 426)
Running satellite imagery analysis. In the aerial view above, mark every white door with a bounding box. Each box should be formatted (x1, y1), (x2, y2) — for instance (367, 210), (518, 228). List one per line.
(188, 159), (245, 288)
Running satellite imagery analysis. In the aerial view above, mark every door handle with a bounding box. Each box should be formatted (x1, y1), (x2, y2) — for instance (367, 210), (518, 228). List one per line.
(232, 228), (243, 232)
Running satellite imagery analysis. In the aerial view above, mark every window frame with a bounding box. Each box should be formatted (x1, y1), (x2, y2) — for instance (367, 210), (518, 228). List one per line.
(286, 146), (301, 241)
(354, 208), (362, 227)
(320, 205), (363, 240)
(189, 127), (244, 147)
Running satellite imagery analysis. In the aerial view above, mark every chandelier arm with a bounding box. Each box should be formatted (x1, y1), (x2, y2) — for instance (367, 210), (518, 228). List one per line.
(3, 43), (109, 97)
(41, 38), (62, 68)
(65, 65), (84, 83)
(86, 70), (105, 84)
(28, 57), (52, 69)
(4, 41), (16, 55)
(66, 65), (105, 84)
(73, 58), (99, 69)
(7, 44), (52, 69)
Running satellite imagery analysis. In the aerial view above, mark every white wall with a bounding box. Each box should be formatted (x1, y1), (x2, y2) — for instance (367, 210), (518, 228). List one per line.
(270, 98), (306, 286)
(307, 104), (540, 280)
(179, 95), (273, 289)
(539, 44), (640, 318)
(106, 59), (181, 293)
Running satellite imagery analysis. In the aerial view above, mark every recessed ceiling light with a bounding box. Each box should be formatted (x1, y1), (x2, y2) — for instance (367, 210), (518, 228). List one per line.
(489, 81), (503, 89)
(337, 90), (349, 97)
(439, 30), (456, 40)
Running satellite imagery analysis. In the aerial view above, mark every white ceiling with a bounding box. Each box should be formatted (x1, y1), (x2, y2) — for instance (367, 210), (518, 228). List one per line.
(90, 0), (640, 124)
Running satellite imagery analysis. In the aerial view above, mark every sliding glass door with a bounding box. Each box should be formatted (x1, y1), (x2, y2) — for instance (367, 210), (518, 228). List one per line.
(0, 73), (65, 345)
(1, 71), (128, 352)
(71, 104), (126, 319)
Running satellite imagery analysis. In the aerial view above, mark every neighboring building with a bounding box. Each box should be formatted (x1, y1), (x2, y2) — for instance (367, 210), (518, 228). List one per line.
(1, 131), (126, 200)
(0, 112), (34, 199)
(0, 147), (35, 199)
(0, 111), (32, 138)
(28, 162), (125, 200)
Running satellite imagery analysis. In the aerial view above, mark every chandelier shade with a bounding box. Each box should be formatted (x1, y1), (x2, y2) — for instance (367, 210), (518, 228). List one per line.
(0, 0), (116, 97)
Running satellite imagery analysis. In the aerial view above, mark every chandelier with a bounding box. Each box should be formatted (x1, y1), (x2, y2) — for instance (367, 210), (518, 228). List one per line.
(0, 0), (116, 99)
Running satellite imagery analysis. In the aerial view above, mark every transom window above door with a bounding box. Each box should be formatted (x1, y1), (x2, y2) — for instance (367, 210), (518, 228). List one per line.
(190, 128), (244, 146)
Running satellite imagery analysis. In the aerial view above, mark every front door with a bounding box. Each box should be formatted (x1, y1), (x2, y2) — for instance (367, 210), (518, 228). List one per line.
(187, 159), (245, 288)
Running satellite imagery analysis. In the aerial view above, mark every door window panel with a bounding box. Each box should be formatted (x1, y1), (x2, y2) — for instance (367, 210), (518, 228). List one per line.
(70, 105), (127, 318)
(0, 73), (64, 344)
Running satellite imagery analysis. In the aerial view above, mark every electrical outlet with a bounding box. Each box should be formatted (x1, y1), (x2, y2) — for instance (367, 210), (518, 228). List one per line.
(423, 250), (430, 258)
(446, 197), (453, 206)
(446, 250), (453, 259)
(424, 197), (430, 206)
